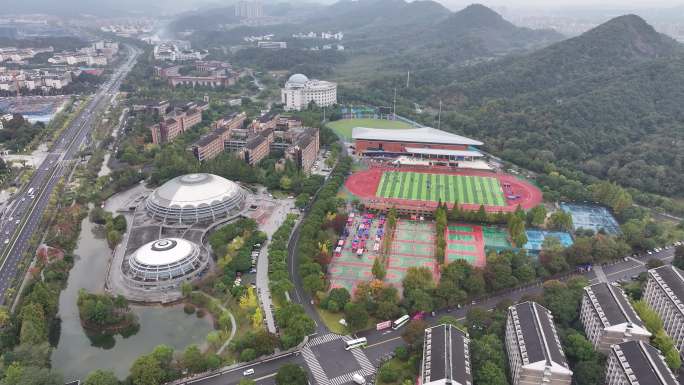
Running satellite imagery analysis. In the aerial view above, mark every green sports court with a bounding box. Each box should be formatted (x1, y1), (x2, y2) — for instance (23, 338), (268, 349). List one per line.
(376, 171), (506, 207)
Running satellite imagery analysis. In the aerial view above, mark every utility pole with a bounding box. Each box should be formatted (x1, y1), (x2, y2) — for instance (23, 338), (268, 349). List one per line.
(393, 88), (397, 120)
(438, 100), (442, 130)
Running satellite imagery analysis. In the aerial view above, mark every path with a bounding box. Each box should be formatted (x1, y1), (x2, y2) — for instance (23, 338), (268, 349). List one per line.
(216, 300), (237, 355)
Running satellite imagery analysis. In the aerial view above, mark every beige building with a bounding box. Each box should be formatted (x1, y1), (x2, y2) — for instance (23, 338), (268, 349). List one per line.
(644, 265), (684, 356)
(580, 282), (651, 353)
(505, 302), (572, 385)
(281, 73), (336, 111)
(605, 340), (678, 385)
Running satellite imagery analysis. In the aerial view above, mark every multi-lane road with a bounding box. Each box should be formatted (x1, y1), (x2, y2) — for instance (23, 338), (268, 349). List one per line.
(181, 243), (681, 385)
(0, 45), (140, 300)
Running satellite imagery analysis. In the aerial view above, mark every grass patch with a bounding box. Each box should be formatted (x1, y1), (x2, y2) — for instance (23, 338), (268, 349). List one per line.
(316, 307), (347, 334)
(326, 118), (412, 141)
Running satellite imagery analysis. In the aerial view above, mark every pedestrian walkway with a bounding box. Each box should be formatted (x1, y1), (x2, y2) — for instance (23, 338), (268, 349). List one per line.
(593, 264), (608, 283)
(302, 334), (376, 385)
(301, 344), (329, 385)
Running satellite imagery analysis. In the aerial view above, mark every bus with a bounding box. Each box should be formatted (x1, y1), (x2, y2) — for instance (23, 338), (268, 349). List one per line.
(344, 337), (367, 350)
(392, 315), (410, 330)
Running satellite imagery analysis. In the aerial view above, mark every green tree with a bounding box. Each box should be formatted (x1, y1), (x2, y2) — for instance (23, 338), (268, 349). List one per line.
(372, 257), (386, 280)
(181, 281), (193, 297)
(672, 245), (684, 270)
(19, 303), (48, 345)
(563, 331), (596, 362)
(401, 320), (427, 350)
(182, 345), (207, 373)
(474, 361), (508, 385)
(275, 364), (308, 385)
(129, 355), (164, 385)
(526, 205), (547, 227)
(344, 302), (369, 332)
(572, 360), (605, 385)
(84, 370), (120, 385)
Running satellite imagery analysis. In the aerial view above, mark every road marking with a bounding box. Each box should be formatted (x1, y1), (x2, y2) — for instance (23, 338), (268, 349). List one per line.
(254, 372), (277, 381)
(628, 257), (645, 266)
(366, 336), (402, 348)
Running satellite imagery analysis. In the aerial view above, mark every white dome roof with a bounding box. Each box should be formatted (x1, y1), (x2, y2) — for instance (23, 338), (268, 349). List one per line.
(287, 73), (309, 84)
(133, 238), (196, 267)
(149, 173), (241, 209)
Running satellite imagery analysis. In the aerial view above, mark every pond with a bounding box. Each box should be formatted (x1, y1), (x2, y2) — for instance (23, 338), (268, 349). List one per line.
(51, 215), (213, 381)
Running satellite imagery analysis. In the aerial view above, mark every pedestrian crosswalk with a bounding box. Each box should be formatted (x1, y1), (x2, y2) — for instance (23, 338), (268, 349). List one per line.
(301, 344), (330, 385)
(329, 371), (367, 385)
(309, 333), (342, 347)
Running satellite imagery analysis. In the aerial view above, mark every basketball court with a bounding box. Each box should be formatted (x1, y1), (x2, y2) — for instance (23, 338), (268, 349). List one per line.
(444, 224), (486, 268)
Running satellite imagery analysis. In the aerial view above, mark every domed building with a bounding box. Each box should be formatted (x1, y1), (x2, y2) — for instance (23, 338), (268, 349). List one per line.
(281, 73), (337, 111)
(124, 238), (208, 290)
(145, 173), (246, 224)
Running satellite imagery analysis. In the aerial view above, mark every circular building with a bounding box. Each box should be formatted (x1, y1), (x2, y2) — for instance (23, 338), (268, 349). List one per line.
(286, 73), (309, 87)
(124, 238), (208, 290)
(145, 173), (246, 224)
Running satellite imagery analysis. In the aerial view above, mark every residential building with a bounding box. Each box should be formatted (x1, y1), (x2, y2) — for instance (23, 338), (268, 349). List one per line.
(580, 282), (651, 353)
(257, 41), (287, 49)
(285, 127), (319, 173)
(252, 111), (279, 131)
(420, 323), (472, 385)
(242, 129), (273, 165)
(605, 341), (678, 385)
(281, 73), (337, 111)
(235, 1), (264, 18)
(190, 112), (247, 162)
(505, 301), (572, 385)
(644, 265), (684, 355)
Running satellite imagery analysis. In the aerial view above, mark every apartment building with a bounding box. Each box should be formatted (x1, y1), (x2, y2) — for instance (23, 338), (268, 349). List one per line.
(505, 302), (572, 385)
(644, 265), (684, 355)
(605, 340), (678, 385)
(148, 102), (207, 145)
(580, 282), (651, 353)
(420, 323), (472, 385)
(285, 127), (319, 174)
(190, 112), (247, 162)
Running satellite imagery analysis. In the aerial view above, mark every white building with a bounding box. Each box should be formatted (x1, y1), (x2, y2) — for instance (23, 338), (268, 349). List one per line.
(505, 301), (573, 385)
(605, 340), (678, 385)
(281, 73), (337, 111)
(580, 282), (651, 353)
(644, 265), (684, 356)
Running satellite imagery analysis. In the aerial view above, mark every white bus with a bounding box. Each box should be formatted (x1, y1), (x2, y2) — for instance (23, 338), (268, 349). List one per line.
(345, 337), (367, 350)
(392, 315), (410, 330)
(27, 188), (34, 196)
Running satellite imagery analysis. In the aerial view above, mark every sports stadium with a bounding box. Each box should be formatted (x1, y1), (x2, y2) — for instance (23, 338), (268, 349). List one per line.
(347, 126), (542, 214)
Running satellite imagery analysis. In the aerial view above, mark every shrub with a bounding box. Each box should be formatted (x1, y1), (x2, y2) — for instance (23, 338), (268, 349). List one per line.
(184, 304), (196, 314)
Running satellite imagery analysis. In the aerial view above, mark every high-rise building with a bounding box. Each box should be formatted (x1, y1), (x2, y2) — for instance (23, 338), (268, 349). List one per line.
(644, 265), (684, 355)
(235, 1), (264, 18)
(605, 340), (678, 385)
(505, 301), (572, 385)
(420, 323), (472, 385)
(580, 282), (651, 353)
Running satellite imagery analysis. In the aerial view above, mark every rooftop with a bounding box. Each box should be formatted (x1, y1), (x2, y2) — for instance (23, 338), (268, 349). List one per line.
(584, 282), (647, 329)
(133, 238), (196, 266)
(421, 324), (471, 385)
(614, 341), (678, 385)
(650, 265), (684, 314)
(352, 126), (483, 146)
(509, 302), (571, 372)
(149, 173), (242, 209)
(404, 147), (483, 157)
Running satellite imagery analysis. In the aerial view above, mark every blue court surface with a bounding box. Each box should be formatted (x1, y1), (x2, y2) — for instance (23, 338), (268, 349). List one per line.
(524, 230), (574, 254)
(560, 203), (620, 235)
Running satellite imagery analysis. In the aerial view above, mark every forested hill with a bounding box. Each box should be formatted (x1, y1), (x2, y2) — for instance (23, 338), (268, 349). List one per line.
(426, 15), (684, 197)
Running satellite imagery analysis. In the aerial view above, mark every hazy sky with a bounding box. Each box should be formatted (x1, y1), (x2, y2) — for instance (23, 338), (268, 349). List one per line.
(444, 0), (683, 9)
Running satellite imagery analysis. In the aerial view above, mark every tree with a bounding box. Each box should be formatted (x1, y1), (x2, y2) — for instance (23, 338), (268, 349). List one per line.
(129, 355), (164, 385)
(573, 360), (605, 385)
(372, 257), (386, 280)
(84, 370), (120, 385)
(474, 361), (508, 385)
(344, 302), (369, 332)
(239, 380), (256, 385)
(548, 211), (573, 232)
(19, 303), (47, 345)
(181, 281), (193, 297)
(563, 331), (595, 363)
(672, 245), (684, 270)
(647, 258), (665, 269)
(402, 320), (427, 350)
(527, 205), (547, 227)
(327, 287), (351, 310)
(182, 345), (207, 373)
(275, 364), (308, 385)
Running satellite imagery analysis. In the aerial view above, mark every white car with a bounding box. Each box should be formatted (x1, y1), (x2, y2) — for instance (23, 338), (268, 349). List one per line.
(243, 369), (255, 376)
(3, 239), (8, 244)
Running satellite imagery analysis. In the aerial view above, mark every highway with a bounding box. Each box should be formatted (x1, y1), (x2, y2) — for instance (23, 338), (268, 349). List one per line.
(182, 243), (681, 385)
(0, 45), (140, 300)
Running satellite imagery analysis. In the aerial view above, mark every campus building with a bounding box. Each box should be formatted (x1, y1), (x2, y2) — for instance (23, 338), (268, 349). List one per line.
(154, 60), (238, 88)
(123, 238), (209, 291)
(580, 282), (651, 353)
(145, 173), (247, 224)
(190, 112), (247, 162)
(644, 265), (684, 356)
(148, 101), (208, 145)
(605, 341), (678, 385)
(420, 324), (472, 385)
(505, 302), (572, 385)
(281, 73), (336, 111)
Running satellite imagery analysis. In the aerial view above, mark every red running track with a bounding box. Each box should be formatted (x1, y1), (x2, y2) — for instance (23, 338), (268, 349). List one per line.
(345, 167), (542, 213)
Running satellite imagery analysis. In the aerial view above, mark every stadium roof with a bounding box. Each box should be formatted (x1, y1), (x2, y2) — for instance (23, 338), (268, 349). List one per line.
(404, 147), (483, 157)
(352, 126), (483, 146)
(133, 238), (195, 266)
(149, 173), (242, 209)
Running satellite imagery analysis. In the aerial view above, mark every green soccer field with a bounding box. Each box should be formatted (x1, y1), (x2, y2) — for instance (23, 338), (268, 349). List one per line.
(376, 171), (506, 206)
(326, 118), (413, 140)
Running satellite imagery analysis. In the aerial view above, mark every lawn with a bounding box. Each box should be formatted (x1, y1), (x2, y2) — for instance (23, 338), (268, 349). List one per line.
(376, 171), (506, 206)
(326, 118), (413, 141)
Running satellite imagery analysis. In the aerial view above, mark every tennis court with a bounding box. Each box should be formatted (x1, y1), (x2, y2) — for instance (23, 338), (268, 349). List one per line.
(445, 224), (486, 267)
(483, 226), (512, 252)
(560, 203), (620, 235)
(376, 171), (506, 207)
(524, 230), (574, 255)
(386, 220), (438, 286)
